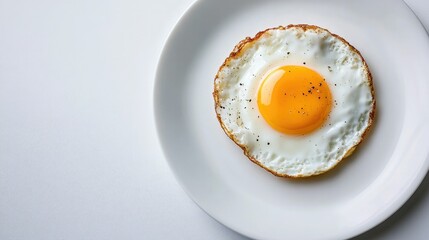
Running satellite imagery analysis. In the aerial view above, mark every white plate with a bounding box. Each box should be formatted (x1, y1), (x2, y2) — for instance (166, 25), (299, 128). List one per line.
(154, 0), (429, 239)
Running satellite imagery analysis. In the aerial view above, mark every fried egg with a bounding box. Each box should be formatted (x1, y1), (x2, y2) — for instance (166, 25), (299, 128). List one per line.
(213, 24), (375, 178)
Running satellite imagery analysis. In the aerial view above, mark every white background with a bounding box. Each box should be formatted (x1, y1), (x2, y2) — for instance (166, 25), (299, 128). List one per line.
(0, 0), (428, 239)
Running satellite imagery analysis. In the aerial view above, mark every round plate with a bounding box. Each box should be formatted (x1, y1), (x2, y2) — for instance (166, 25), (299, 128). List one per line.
(154, 0), (429, 239)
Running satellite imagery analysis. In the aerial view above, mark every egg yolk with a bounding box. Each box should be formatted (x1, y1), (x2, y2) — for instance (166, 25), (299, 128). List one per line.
(257, 65), (332, 135)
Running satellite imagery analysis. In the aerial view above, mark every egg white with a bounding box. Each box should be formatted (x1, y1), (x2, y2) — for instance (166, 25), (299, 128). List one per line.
(214, 25), (375, 177)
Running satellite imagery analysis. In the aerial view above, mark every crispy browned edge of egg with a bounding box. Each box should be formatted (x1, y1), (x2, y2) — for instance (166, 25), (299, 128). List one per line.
(212, 24), (376, 179)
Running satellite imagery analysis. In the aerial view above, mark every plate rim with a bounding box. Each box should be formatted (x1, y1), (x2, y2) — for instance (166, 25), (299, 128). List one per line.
(154, 0), (429, 239)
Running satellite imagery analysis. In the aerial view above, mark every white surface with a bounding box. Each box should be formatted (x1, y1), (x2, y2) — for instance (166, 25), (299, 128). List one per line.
(0, 0), (428, 240)
(155, 0), (429, 239)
